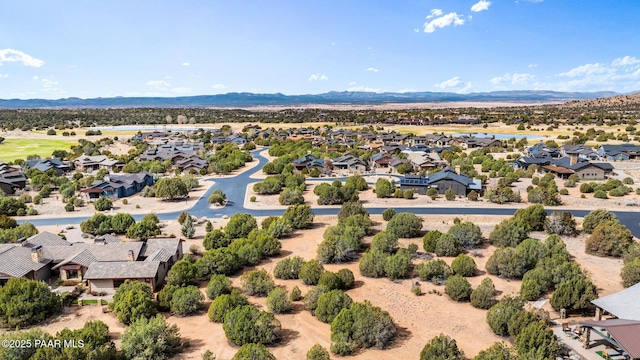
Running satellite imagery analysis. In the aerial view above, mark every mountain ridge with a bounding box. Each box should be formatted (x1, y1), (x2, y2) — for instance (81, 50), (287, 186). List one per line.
(0, 90), (621, 109)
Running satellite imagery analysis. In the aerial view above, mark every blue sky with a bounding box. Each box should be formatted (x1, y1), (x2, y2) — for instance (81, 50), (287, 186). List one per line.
(1, 0), (639, 99)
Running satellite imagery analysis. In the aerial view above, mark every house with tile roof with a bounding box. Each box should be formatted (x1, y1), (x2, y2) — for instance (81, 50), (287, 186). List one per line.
(0, 232), (182, 293)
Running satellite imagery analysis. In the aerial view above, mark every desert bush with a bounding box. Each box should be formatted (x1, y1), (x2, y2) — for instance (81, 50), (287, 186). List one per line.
(232, 343), (275, 360)
(420, 333), (465, 360)
(382, 208), (396, 221)
(550, 276), (597, 310)
(170, 285), (204, 316)
(317, 271), (342, 291)
(451, 254), (477, 276)
(203, 229), (230, 250)
(359, 250), (389, 278)
(384, 252), (412, 280)
(489, 218), (529, 247)
(370, 230), (399, 253)
(386, 212), (423, 237)
(486, 296), (524, 336)
(434, 233), (460, 257)
(206, 274), (233, 300)
(241, 269), (275, 297)
(307, 344), (330, 360)
(585, 220), (633, 257)
(0, 278), (60, 328)
(299, 259), (325, 285)
(448, 221), (483, 249)
(415, 259), (452, 282)
(208, 290), (248, 323)
(282, 204), (314, 229)
(290, 286), (302, 301)
(514, 321), (560, 360)
(109, 280), (156, 325)
(444, 275), (472, 302)
(223, 305), (281, 346)
(473, 342), (518, 360)
(330, 301), (395, 355)
(274, 256), (306, 280)
(336, 268), (355, 290)
(544, 211), (577, 236)
(621, 258), (640, 287)
(513, 204), (546, 231)
(423, 230), (443, 252)
(304, 286), (330, 313)
(266, 288), (292, 314)
(315, 290), (353, 323)
(225, 213), (257, 239)
(470, 278), (497, 309)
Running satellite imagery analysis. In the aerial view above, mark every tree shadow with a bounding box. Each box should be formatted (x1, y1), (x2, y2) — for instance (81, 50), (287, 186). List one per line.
(277, 328), (300, 346)
(386, 325), (413, 350)
(289, 302), (306, 315)
(352, 280), (366, 289)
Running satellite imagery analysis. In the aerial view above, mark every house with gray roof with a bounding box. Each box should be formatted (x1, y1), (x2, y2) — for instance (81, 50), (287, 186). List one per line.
(79, 172), (154, 199)
(0, 162), (27, 195)
(84, 261), (162, 294)
(399, 167), (482, 196)
(0, 232), (182, 293)
(73, 155), (122, 172)
(599, 143), (640, 161)
(24, 158), (71, 175)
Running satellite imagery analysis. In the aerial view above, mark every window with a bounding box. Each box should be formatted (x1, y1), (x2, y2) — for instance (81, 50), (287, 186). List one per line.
(67, 269), (79, 279)
(113, 280), (126, 288)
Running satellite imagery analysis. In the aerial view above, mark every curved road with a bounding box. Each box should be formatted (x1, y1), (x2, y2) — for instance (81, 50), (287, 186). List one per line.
(20, 149), (640, 238)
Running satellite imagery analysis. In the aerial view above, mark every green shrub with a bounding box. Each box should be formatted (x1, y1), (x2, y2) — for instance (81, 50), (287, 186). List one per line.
(170, 285), (204, 316)
(274, 256), (306, 280)
(486, 296), (524, 336)
(386, 212), (423, 238)
(434, 233), (460, 257)
(550, 276), (597, 310)
(290, 286), (302, 301)
(307, 344), (330, 360)
(448, 221), (483, 249)
(470, 278), (497, 309)
(206, 274), (233, 300)
(384, 252), (412, 280)
(330, 301), (395, 355)
(336, 268), (355, 290)
(621, 258), (640, 287)
(416, 259), (452, 282)
(299, 259), (325, 285)
(420, 333), (465, 360)
(266, 288), (292, 314)
(315, 290), (353, 323)
(582, 209), (618, 233)
(232, 343), (276, 360)
(240, 269), (275, 297)
(223, 305), (281, 346)
(444, 275), (472, 302)
(370, 230), (399, 253)
(382, 208), (396, 221)
(423, 230), (443, 252)
(585, 220), (633, 257)
(0, 278), (60, 328)
(451, 254), (477, 276)
(445, 188), (456, 201)
(208, 290), (248, 323)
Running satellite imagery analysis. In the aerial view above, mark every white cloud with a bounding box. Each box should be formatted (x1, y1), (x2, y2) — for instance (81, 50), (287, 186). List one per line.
(181, 62), (191, 66)
(398, 88), (417, 93)
(471, 0), (491, 12)
(490, 73), (536, 86)
(32, 75), (39, 80)
(41, 78), (63, 94)
(0, 49), (45, 67)
(308, 73), (329, 81)
(212, 84), (228, 89)
(346, 85), (385, 93)
(426, 9), (443, 19)
(146, 80), (170, 90)
(528, 64), (538, 68)
(424, 11), (466, 33)
(170, 87), (192, 94)
(348, 81), (357, 86)
(0, 73), (8, 78)
(612, 56), (640, 67)
(434, 76), (462, 88)
(557, 63), (610, 77)
(366, 67), (379, 73)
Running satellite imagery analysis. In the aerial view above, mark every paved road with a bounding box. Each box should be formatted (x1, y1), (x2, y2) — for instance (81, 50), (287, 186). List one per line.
(19, 149), (640, 238)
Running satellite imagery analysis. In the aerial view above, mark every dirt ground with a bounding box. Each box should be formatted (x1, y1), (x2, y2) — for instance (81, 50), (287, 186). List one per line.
(32, 213), (628, 360)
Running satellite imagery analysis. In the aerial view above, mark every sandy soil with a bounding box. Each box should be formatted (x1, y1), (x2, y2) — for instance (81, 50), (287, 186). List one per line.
(30, 212), (628, 360)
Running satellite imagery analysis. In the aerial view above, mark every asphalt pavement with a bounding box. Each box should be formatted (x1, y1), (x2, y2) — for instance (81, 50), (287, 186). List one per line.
(17, 149), (640, 238)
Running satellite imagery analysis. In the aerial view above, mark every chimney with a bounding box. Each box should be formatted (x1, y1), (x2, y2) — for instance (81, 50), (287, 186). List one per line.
(31, 245), (44, 263)
(94, 236), (105, 245)
(128, 250), (135, 261)
(454, 166), (461, 174)
(569, 155), (577, 166)
(16, 238), (27, 247)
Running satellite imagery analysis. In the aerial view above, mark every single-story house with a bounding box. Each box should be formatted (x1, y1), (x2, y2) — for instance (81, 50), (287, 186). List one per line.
(599, 144), (640, 161)
(80, 172), (154, 199)
(24, 158), (72, 175)
(331, 154), (369, 174)
(0, 162), (27, 194)
(399, 167), (482, 196)
(73, 155), (122, 172)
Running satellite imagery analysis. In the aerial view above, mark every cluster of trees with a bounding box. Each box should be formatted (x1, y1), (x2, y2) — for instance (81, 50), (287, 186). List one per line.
(313, 180), (359, 205)
(0, 321), (117, 359)
(486, 296), (560, 359)
(207, 144), (252, 175)
(0, 278), (60, 328)
(579, 178), (634, 199)
(0, 195), (37, 217)
(80, 212), (161, 240)
(0, 218), (38, 243)
(583, 209), (634, 258)
(330, 300), (396, 355)
(317, 201), (371, 263)
(527, 173), (561, 206)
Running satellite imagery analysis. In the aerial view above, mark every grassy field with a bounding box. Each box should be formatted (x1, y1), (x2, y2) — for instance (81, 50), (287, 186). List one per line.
(0, 138), (77, 162)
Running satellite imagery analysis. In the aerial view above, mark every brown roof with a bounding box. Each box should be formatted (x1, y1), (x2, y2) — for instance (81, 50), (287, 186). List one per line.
(579, 319), (640, 359)
(542, 165), (574, 174)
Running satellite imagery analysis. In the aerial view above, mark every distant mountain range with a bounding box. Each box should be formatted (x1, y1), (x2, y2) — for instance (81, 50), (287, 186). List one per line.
(0, 90), (620, 109)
